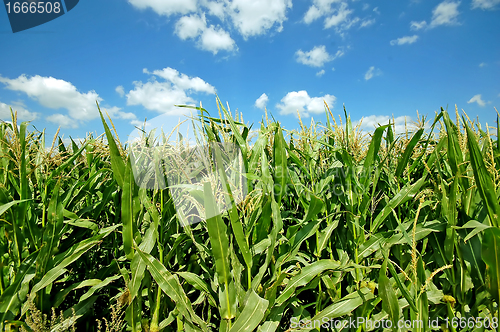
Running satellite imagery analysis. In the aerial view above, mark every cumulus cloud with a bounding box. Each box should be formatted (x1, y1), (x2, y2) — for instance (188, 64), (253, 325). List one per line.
(355, 115), (416, 134)
(0, 101), (39, 121)
(360, 18), (375, 28)
(390, 35), (419, 45)
(175, 13), (207, 39)
(410, 20), (427, 30)
(199, 25), (236, 54)
(364, 66), (382, 80)
(479, 62), (487, 67)
(324, 2), (353, 28)
(201, 0), (226, 19)
(175, 13), (236, 54)
(0, 74), (101, 121)
(295, 45), (337, 67)
(0, 74), (134, 128)
(144, 68), (216, 94)
(303, 0), (365, 35)
(429, 1), (460, 27)
(127, 0), (197, 16)
(126, 67), (216, 115)
(226, 0), (292, 39)
(102, 106), (138, 121)
(276, 90), (335, 117)
(409, 2), (460, 31)
(116, 85), (125, 97)
(316, 69), (326, 77)
(47, 113), (78, 128)
(255, 93), (269, 110)
(128, 0), (292, 54)
(471, 0), (500, 9)
(467, 94), (486, 106)
(303, 5), (323, 24)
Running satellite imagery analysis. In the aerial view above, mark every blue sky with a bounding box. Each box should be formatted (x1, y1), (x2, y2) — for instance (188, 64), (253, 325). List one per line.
(0, 0), (499, 144)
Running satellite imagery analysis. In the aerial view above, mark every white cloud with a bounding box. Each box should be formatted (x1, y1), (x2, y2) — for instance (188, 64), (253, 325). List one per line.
(410, 20), (427, 30)
(479, 62), (487, 67)
(390, 35), (419, 45)
(126, 68), (216, 115)
(373, 7), (380, 14)
(303, 1), (362, 35)
(471, 0), (500, 9)
(276, 90), (335, 117)
(47, 113), (78, 128)
(116, 85), (125, 97)
(0, 74), (135, 127)
(102, 106), (138, 121)
(295, 45), (336, 67)
(226, 0), (292, 39)
(144, 68), (216, 94)
(324, 2), (353, 29)
(0, 101), (39, 121)
(303, 5), (323, 24)
(364, 66), (382, 80)
(355, 115), (416, 134)
(175, 13), (207, 40)
(362, 3), (370, 10)
(429, 1), (460, 28)
(467, 94), (486, 106)
(316, 69), (326, 77)
(255, 93), (269, 109)
(129, 0), (292, 52)
(200, 25), (236, 54)
(127, 0), (197, 16)
(175, 14), (236, 54)
(201, 0), (227, 19)
(360, 18), (375, 27)
(0, 74), (102, 122)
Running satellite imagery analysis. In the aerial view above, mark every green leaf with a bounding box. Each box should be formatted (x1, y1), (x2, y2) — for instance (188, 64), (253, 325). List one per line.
(362, 124), (389, 187)
(276, 260), (341, 305)
(482, 227), (500, 303)
(273, 125), (288, 204)
(31, 225), (117, 296)
(122, 158), (137, 260)
(395, 128), (424, 178)
(307, 287), (373, 330)
(464, 120), (500, 227)
(358, 233), (386, 261)
(204, 182), (231, 286)
(378, 259), (400, 331)
(177, 272), (217, 307)
(386, 258), (418, 313)
(229, 290), (269, 332)
(302, 194), (324, 223)
(98, 102), (125, 187)
(371, 176), (426, 233)
(453, 220), (492, 243)
(316, 218), (340, 255)
(0, 252), (38, 326)
(79, 275), (121, 302)
(0, 199), (31, 217)
(135, 248), (208, 332)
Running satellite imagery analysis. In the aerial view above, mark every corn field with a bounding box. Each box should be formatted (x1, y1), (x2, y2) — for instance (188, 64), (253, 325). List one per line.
(0, 98), (499, 332)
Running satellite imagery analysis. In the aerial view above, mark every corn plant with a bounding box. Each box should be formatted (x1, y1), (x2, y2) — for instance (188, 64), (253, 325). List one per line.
(0, 100), (498, 332)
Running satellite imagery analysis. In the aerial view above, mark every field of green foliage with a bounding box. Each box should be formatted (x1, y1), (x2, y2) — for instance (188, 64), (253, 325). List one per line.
(0, 98), (499, 332)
